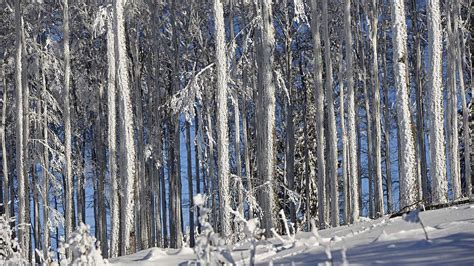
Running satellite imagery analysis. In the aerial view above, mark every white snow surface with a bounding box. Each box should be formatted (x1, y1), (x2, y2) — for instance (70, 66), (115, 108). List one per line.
(111, 205), (474, 265)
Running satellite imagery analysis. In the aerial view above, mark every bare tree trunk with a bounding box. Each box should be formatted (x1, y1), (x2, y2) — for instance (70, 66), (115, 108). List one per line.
(381, 24), (393, 213)
(391, 0), (418, 209)
(310, 0), (327, 229)
(368, 0), (384, 217)
(427, 0), (447, 204)
(321, 0), (339, 227)
(114, 0), (136, 254)
(62, 1), (73, 257)
(1, 64), (8, 219)
(456, 0), (471, 197)
(339, 58), (349, 224)
(410, 0), (429, 203)
(186, 121), (194, 246)
(213, 0), (231, 239)
(344, 0), (359, 223)
(257, 0), (276, 237)
(14, 0), (27, 256)
(285, 29), (296, 232)
(107, 9), (119, 257)
(446, 3), (461, 200)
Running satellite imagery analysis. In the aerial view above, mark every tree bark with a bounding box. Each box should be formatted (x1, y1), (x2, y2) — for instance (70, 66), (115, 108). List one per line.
(391, 0), (418, 209)
(310, 0), (327, 229)
(344, 0), (359, 223)
(114, 0), (137, 254)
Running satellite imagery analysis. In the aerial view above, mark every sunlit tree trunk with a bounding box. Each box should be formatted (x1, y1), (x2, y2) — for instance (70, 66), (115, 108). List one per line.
(427, 0), (447, 204)
(391, 0), (418, 209)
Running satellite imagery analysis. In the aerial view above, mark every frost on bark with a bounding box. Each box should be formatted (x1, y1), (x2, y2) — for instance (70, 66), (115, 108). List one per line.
(14, 0), (26, 257)
(344, 0), (359, 223)
(321, 0), (339, 227)
(369, 0), (384, 217)
(427, 0), (447, 204)
(257, 0), (276, 237)
(114, 0), (136, 254)
(455, 0), (471, 197)
(310, 0), (327, 229)
(446, 4), (461, 200)
(339, 60), (349, 224)
(213, 0), (231, 240)
(1, 64), (8, 220)
(391, 0), (417, 209)
(107, 9), (119, 258)
(62, 0), (73, 253)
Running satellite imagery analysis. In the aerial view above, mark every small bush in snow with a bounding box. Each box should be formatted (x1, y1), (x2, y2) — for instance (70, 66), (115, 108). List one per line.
(59, 223), (107, 265)
(193, 194), (234, 265)
(0, 215), (26, 264)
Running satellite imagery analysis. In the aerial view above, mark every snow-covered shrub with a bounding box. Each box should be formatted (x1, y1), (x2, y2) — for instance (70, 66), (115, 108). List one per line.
(230, 208), (264, 266)
(0, 215), (26, 264)
(193, 194), (234, 265)
(60, 223), (107, 265)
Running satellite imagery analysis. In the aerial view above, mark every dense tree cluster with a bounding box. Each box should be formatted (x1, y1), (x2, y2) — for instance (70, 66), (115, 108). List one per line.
(0, 0), (472, 263)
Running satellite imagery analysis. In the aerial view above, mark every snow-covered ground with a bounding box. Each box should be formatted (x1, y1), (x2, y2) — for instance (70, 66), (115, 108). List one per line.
(110, 204), (474, 265)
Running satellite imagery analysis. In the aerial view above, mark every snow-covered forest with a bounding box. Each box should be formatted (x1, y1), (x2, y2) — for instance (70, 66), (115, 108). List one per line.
(0, 0), (473, 264)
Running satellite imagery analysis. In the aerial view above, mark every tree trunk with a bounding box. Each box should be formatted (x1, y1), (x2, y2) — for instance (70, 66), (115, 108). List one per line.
(257, 0), (276, 237)
(114, 0), (136, 254)
(107, 9), (119, 257)
(213, 0), (232, 239)
(411, 0), (429, 203)
(381, 23), (393, 213)
(344, 0), (359, 223)
(186, 121), (194, 246)
(456, 0), (471, 197)
(310, 0), (327, 229)
(369, 0), (384, 217)
(446, 3), (461, 200)
(427, 0), (448, 204)
(1, 64), (8, 219)
(14, 0), (27, 256)
(339, 58), (349, 224)
(391, 0), (418, 210)
(321, 0), (339, 227)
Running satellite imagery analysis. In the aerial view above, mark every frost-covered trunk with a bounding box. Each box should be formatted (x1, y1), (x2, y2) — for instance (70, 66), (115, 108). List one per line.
(41, 52), (50, 259)
(391, 0), (418, 209)
(62, 0), (73, 255)
(369, 0), (384, 217)
(106, 10), (119, 257)
(14, 0), (26, 256)
(446, 5), (461, 200)
(321, 0), (339, 227)
(213, 0), (231, 240)
(169, 0), (182, 248)
(131, 18), (148, 249)
(339, 60), (349, 224)
(284, 1), (296, 228)
(310, 0), (327, 229)
(94, 84), (108, 257)
(411, 0), (429, 202)
(257, 0), (276, 237)
(21, 20), (31, 261)
(229, 1), (243, 217)
(185, 121), (194, 246)
(427, 0), (447, 204)
(361, 43), (374, 218)
(344, 0), (359, 223)
(1, 65), (8, 219)
(114, 0), (136, 254)
(381, 25), (393, 213)
(456, 0), (471, 196)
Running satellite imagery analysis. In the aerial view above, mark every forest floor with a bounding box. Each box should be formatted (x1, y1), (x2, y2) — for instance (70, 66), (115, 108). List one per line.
(109, 204), (474, 265)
